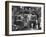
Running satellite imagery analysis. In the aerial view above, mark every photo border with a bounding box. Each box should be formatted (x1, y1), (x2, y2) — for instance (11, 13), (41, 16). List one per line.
(5, 1), (45, 36)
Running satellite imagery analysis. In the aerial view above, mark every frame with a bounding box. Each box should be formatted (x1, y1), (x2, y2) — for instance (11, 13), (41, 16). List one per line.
(5, 1), (45, 36)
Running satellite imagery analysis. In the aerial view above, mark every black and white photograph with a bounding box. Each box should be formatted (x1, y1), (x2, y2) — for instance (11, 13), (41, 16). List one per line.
(5, 1), (45, 36)
(12, 6), (41, 31)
